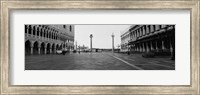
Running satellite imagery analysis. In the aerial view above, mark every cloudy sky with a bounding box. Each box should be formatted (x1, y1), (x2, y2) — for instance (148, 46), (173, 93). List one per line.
(75, 25), (131, 49)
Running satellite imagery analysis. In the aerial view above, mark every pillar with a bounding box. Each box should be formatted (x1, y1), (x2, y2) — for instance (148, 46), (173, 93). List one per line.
(146, 25), (149, 34)
(44, 44), (47, 54)
(38, 47), (40, 54)
(146, 42), (149, 52)
(140, 43), (142, 52)
(150, 25), (154, 33)
(143, 26), (146, 36)
(30, 42), (33, 54)
(47, 31), (49, 41)
(142, 43), (145, 52)
(150, 41), (154, 51)
(155, 40), (158, 51)
(30, 47), (33, 55)
(43, 29), (45, 39)
(162, 40), (165, 50)
(54, 45), (56, 54)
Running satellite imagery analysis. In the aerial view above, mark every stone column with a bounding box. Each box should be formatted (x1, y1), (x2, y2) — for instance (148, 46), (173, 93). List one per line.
(146, 42), (149, 52)
(38, 47), (40, 55)
(155, 40), (158, 51)
(146, 25), (149, 34)
(47, 31), (49, 41)
(143, 43), (145, 52)
(54, 45), (56, 54)
(140, 28), (143, 36)
(135, 32), (137, 40)
(150, 25), (154, 33)
(30, 42), (33, 54)
(30, 47), (33, 55)
(143, 26), (146, 36)
(44, 44), (47, 54)
(43, 29), (45, 39)
(162, 40), (165, 50)
(150, 41), (154, 51)
(136, 30), (139, 37)
(134, 32), (136, 40)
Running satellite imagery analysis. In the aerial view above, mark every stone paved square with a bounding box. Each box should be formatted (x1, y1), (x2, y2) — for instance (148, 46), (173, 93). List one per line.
(25, 52), (175, 70)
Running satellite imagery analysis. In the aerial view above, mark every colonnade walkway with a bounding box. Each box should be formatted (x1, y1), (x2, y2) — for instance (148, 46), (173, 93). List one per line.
(25, 52), (175, 70)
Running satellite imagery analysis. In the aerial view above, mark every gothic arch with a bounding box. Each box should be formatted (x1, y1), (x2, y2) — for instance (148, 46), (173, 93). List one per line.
(33, 41), (39, 55)
(40, 42), (45, 54)
(25, 40), (31, 55)
(46, 43), (51, 54)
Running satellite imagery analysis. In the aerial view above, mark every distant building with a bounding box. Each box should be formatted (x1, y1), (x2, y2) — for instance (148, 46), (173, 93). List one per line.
(120, 26), (131, 52)
(77, 45), (89, 52)
(121, 25), (175, 58)
(121, 25), (175, 59)
(25, 25), (75, 55)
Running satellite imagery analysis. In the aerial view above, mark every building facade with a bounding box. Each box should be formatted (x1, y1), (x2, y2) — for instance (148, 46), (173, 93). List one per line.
(25, 25), (75, 55)
(121, 25), (175, 59)
(120, 26), (131, 52)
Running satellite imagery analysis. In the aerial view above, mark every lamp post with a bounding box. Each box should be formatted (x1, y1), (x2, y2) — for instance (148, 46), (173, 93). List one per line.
(111, 33), (114, 53)
(90, 34), (93, 52)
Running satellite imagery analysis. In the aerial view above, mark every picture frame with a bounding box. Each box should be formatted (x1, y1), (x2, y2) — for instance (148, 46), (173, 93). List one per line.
(1, 0), (199, 94)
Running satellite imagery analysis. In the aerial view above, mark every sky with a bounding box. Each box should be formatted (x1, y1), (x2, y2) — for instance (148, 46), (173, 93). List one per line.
(75, 25), (131, 49)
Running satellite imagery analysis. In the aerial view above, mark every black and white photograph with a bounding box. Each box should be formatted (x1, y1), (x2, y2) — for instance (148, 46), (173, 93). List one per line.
(25, 25), (175, 70)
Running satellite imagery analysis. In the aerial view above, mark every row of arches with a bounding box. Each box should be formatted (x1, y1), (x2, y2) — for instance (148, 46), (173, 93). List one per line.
(128, 28), (175, 59)
(25, 25), (74, 42)
(132, 37), (172, 53)
(25, 40), (69, 55)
